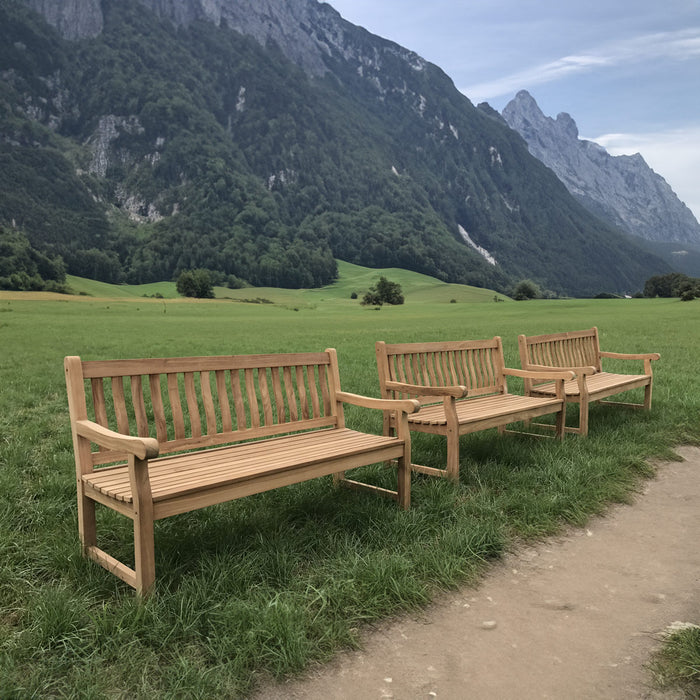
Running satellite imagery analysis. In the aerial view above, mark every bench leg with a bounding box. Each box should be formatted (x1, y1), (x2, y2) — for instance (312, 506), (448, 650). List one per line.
(644, 381), (653, 410)
(555, 402), (566, 440)
(446, 429), (460, 483)
(129, 455), (156, 595)
(77, 489), (97, 552)
(133, 508), (155, 596)
(578, 397), (589, 437)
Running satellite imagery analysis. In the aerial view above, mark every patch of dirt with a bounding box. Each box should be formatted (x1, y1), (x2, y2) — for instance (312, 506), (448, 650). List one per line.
(255, 446), (700, 699)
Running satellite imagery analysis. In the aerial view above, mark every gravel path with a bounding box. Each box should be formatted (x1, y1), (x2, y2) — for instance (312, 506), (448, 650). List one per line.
(255, 446), (700, 699)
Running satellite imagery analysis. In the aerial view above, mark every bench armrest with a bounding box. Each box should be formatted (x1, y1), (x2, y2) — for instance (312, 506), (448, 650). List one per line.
(600, 351), (660, 361)
(336, 391), (421, 414)
(522, 364), (597, 376)
(384, 380), (468, 398)
(504, 368), (576, 381)
(75, 420), (160, 460)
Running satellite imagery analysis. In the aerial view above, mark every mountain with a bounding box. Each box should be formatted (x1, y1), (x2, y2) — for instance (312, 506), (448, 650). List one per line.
(502, 90), (700, 251)
(0, 0), (670, 295)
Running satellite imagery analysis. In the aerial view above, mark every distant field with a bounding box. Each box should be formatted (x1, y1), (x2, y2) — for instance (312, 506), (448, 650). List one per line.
(0, 286), (698, 697)
(47, 260), (511, 305)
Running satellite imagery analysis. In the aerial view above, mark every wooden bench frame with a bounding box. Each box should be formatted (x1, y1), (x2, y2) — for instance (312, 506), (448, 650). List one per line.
(518, 327), (660, 436)
(65, 349), (420, 594)
(376, 338), (575, 482)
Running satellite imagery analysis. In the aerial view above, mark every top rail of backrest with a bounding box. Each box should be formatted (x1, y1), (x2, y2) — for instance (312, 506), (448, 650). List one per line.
(376, 338), (505, 401)
(519, 328), (601, 371)
(69, 351), (340, 465)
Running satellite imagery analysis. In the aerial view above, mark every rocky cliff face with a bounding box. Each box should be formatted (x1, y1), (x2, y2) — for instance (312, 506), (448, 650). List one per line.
(502, 90), (700, 244)
(24, 0), (102, 39)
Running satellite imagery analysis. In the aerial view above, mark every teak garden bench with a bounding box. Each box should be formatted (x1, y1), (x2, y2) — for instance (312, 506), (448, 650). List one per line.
(65, 350), (420, 594)
(518, 327), (660, 436)
(375, 338), (575, 482)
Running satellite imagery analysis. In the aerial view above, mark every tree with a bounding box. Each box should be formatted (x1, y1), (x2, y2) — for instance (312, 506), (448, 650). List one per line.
(0, 227), (67, 291)
(511, 279), (541, 300)
(361, 276), (404, 306)
(643, 273), (693, 298)
(176, 269), (215, 298)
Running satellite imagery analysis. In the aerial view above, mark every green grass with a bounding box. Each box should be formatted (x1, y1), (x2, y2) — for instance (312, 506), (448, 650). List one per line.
(651, 626), (700, 697)
(0, 280), (698, 697)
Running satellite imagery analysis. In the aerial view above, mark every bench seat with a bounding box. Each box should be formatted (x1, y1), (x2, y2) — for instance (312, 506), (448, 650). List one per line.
(525, 372), (650, 401)
(407, 393), (562, 429)
(84, 428), (405, 514)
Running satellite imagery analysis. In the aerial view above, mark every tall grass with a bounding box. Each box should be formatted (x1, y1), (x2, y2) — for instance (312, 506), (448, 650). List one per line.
(0, 289), (698, 697)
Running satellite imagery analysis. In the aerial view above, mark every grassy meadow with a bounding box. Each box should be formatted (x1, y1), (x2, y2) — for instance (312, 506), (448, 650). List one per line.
(0, 265), (699, 697)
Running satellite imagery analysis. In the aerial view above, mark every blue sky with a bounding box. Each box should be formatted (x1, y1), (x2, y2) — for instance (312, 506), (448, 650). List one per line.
(325, 0), (700, 220)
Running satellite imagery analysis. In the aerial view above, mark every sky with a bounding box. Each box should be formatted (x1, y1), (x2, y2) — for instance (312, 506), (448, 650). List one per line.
(325, 0), (700, 221)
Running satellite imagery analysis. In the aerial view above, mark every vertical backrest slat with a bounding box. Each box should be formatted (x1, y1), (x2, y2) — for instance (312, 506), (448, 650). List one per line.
(258, 369), (274, 426)
(426, 353), (438, 386)
(215, 370), (233, 433)
(91, 378), (109, 428)
(184, 372), (202, 438)
(296, 365), (310, 420)
(111, 376), (130, 434)
(230, 369), (246, 431)
(493, 338), (506, 392)
(271, 367), (286, 423)
(319, 364), (332, 415)
(149, 374), (168, 443)
(283, 366), (298, 421)
(244, 368), (260, 428)
(200, 371), (218, 434)
(167, 374), (186, 440)
(130, 375), (149, 437)
(307, 365), (321, 419)
(396, 355), (407, 384)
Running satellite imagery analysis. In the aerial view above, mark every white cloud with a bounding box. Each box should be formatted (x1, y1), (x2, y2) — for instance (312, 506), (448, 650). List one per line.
(590, 127), (700, 221)
(461, 27), (700, 102)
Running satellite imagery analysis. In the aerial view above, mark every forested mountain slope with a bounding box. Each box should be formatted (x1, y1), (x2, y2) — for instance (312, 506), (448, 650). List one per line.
(0, 0), (669, 295)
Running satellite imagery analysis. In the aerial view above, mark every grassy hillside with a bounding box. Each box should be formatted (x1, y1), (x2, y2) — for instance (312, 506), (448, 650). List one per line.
(63, 261), (511, 304)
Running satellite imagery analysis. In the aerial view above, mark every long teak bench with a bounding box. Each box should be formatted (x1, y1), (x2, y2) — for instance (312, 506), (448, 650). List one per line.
(518, 327), (660, 436)
(375, 338), (575, 482)
(65, 350), (420, 594)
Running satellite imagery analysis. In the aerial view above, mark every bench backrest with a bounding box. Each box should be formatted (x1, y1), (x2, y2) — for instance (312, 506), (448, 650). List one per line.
(518, 327), (602, 374)
(376, 338), (507, 404)
(65, 350), (344, 467)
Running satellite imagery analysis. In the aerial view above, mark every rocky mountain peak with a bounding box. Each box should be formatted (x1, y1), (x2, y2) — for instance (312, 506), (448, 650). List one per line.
(502, 90), (700, 245)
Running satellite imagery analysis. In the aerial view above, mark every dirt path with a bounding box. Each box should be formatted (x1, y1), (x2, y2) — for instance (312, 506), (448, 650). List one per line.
(255, 446), (700, 699)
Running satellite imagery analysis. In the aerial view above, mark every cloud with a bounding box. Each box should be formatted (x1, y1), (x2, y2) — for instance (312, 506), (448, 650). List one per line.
(590, 126), (700, 220)
(461, 27), (700, 102)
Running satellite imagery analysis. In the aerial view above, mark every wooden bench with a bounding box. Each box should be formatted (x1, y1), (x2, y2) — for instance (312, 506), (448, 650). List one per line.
(375, 338), (575, 482)
(518, 327), (660, 436)
(64, 350), (420, 594)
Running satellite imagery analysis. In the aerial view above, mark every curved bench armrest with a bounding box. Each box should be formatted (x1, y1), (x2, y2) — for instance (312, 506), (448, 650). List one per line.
(523, 364), (597, 376)
(600, 351), (660, 361)
(336, 391), (421, 414)
(504, 368), (576, 381)
(75, 420), (160, 460)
